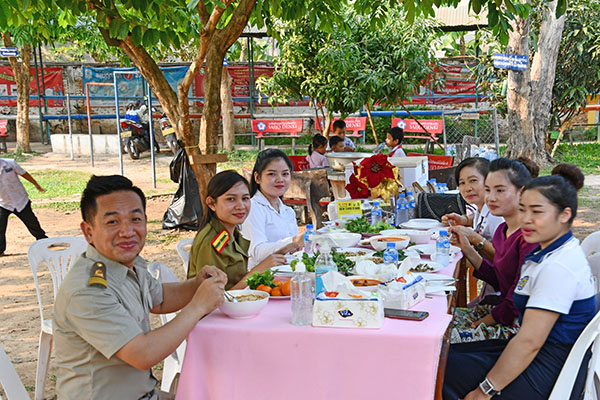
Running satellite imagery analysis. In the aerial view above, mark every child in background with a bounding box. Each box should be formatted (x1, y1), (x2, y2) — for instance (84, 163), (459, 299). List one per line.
(386, 127), (406, 157)
(306, 134), (329, 168)
(329, 135), (345, 153)
(331, 120), (355, 152)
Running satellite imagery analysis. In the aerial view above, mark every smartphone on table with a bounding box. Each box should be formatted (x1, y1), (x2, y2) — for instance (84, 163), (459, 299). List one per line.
(384, 308), (429, 321)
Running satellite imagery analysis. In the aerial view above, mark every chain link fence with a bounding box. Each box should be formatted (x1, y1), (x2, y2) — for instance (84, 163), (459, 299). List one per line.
(442, 108), (500, 157)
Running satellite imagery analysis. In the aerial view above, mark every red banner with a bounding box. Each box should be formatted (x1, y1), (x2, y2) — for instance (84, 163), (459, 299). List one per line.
(391, 118), (443, 134)
(251, 119), (303, 137)
(316, 117), (367, 132)
(407, 153), (453, 170)
(0, 120), (7, 137)
(194, 66), (310, 107)
(0, 66), (64, 107)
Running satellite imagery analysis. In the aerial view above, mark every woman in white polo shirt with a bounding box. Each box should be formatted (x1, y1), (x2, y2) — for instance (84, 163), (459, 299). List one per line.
(241, 149), (304, 269)
(443, 164), (595, 400)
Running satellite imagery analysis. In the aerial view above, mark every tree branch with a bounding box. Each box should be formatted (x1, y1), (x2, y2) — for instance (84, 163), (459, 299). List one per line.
(197, 1), (210, 26)
(220, 0), (258, 50)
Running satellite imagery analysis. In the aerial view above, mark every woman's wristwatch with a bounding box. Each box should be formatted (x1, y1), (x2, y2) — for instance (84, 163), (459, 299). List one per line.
(479, 377), (500, 396)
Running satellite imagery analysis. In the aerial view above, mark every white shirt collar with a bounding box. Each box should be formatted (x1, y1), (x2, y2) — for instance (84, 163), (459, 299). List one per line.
(254, 189), (284, 214)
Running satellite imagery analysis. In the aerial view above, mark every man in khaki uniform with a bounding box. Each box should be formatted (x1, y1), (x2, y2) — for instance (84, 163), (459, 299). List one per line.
(53, 175), (227, 400)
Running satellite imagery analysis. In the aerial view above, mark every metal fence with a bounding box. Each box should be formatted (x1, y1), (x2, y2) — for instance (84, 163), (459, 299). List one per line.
(442, 108), (500, 155)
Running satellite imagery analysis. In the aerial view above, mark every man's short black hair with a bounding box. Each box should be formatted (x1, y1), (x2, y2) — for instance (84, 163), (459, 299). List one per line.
(81, 175), (146, 222)
(388, 127), (404, 144)
(332, 120), (346, 131)
(329, 135), (344, 148)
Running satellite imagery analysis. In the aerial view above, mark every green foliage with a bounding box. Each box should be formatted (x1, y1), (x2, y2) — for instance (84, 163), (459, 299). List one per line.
(258, 8), (440, 116)
(477, 0), (600, 133)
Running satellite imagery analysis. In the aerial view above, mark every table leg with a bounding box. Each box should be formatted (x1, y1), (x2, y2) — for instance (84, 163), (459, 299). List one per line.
(468, 265), (479, 302)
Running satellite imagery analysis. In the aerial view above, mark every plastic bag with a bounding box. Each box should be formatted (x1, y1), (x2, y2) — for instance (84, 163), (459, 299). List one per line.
(162, 143), (203, 230)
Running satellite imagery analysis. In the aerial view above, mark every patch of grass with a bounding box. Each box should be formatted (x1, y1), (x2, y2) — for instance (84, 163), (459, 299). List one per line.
(25, 385), (34, 391)
(23, 169), (91, 200)
(579, 186), (600, 207)
(2, 150), (41, 162)
(33, 201), (80, 212)
(146, 231), (184, 247)
(551, 143), (600, 175)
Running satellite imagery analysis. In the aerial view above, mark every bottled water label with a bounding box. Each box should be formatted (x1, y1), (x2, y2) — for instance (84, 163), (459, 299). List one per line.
(383, 252), (398, 264)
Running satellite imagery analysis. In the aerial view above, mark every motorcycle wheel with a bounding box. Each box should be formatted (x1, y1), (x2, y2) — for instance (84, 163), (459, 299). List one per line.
(167, 140), (178, 155)
(127, 141), (140, 160)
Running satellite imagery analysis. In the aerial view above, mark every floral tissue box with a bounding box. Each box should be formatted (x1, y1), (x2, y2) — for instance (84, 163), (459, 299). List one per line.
(312, 291), (384, 329)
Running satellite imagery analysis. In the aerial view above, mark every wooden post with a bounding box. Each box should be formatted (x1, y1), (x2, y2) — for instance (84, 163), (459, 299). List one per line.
(365, 103), (379, 146)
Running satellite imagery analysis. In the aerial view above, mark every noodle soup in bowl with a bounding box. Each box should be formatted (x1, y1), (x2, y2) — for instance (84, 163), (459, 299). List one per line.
(369, 235), (410, 251)
(219, 290), (269, 319)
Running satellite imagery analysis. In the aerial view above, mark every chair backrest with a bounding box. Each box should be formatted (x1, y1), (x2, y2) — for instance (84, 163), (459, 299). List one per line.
(147, 262), (179, 327)
(582, 231), (600, 258)
(176, 238), (194, 277)
(589, 254), (600, 293)
(27, 237), (88, 324)
(0, 344), (29, 400)
(549, 304), (600, 400)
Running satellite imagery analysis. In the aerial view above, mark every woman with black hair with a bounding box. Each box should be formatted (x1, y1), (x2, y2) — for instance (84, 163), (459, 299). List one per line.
(188, 170), (287, 289)
(443, 157), (503, 261)
(444, 164), (595, 400)
(241, 149), (304, 269)
(448, 158), (538, 344)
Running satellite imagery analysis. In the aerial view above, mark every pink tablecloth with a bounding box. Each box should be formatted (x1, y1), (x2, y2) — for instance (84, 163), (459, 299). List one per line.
(176, 254), (461, 400)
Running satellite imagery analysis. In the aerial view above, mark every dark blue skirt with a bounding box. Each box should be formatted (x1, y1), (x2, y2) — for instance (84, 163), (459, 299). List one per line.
(442, 339), (589, 400)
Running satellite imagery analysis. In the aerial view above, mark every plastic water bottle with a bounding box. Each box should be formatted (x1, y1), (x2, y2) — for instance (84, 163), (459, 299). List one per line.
(303, 224), (315, 254)
(406, 191), (416, 220)
(314, 244), (337, 296)
(395, 194), (409, 227)
(361, 200), (373, 224)
(383, 242), (399, 269)
(371, 201), (382, 226)
(436, 230), (451, 266)
(291, 261), (313, 326)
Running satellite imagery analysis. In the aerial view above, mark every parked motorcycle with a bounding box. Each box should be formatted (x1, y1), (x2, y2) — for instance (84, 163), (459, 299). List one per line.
(159, 111), (179, 155)
(120, 104), (160, 160)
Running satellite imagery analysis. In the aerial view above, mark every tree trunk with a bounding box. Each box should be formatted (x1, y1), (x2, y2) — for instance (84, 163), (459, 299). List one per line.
(221, 65), (235, 151)
(2, 34), (31, 152)
(505, 1), (566, 165)
(504, 16), (532, 159)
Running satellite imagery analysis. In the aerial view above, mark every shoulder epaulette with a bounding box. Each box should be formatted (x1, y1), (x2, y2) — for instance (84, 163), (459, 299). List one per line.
(211, 229), (230, 254)
(88, 262), (107, 288)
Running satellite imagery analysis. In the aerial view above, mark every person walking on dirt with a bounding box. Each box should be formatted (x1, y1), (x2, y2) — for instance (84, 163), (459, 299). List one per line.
(0, 158), (47, 256)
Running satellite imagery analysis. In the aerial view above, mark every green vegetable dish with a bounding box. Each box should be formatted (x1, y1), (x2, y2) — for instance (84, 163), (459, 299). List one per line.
(245, 269), (276, 289)
(345, 217), (393, 234)
(290, 250), (355, 276)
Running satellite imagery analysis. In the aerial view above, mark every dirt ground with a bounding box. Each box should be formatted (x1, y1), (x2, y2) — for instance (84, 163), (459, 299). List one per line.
(1, 144), (600, 399)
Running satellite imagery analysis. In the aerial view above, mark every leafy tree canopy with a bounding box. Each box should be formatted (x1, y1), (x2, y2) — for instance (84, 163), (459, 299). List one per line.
(258, 8), (440, 115)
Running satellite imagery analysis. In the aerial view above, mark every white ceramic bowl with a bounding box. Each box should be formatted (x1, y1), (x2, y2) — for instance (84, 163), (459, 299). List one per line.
(380, 229), (433, 245)
(326, 152), (374, 171)
(369, 234), (410, 251)
(219, 290), (269, 319)
(324, 232), (362, 248)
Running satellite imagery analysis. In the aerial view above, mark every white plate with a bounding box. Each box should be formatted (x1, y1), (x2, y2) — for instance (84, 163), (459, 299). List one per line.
(413, 272), (456, 283)
(409, 260), (444, 273)
(406, 244), (461, 257)
(426, 286), (457, 296)
(335, 248), (375, 258)
(269, 265), (293, 275)
(270, 295), (291, 299)
(401, 219), (444, 230)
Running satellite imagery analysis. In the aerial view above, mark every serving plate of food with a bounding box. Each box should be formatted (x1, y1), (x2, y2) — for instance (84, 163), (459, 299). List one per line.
(400, 219), (444, 230)
(406, 244), (461, 257)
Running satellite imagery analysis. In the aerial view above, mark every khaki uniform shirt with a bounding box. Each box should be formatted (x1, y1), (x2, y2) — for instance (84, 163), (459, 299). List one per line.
(53, 245), (164, 400)
(188, 218), (250, 289)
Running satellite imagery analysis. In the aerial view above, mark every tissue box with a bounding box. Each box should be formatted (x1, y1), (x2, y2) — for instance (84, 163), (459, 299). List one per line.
(381, 275), (426, 310)
(312, 292), (384, 329)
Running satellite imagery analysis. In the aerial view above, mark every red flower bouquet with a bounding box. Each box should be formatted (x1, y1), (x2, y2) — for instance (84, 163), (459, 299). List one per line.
(345, 154), (403, 201)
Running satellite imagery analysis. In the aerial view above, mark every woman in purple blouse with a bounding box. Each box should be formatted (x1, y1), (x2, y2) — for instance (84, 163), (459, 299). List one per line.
(449, 158), (538, 343)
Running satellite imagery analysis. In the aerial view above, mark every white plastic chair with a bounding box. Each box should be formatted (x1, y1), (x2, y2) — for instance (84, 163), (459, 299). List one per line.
(176, 238), (194, 276)
(27, 236), (87, 400)
(590, 254), (600, 293)
(582, 231), (600, 258)
(549, 299), (600, 400)
(0, 344), (29, 400)
(147, 262), (186, 394)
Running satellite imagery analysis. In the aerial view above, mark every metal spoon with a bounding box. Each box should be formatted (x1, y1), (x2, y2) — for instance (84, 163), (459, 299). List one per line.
(224, 290), (238, 302)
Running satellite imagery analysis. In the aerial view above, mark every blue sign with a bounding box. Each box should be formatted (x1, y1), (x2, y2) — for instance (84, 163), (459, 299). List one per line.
(493, 53), (528, 71)
(0, 47), (18, 57)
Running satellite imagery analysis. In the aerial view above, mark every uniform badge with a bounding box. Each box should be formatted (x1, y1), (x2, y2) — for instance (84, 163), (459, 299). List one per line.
(517, 276), (529, 291)
(88, 262), (107, 288)
(211, 229), (230, 254)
